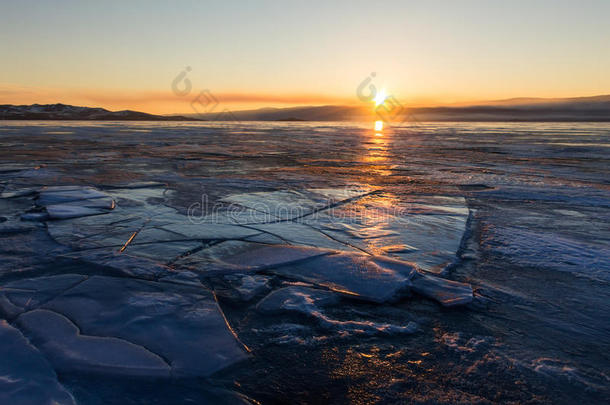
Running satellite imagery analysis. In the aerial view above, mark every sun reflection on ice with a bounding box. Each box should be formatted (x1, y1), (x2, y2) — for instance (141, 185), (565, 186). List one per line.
(374, 120), (383, 133)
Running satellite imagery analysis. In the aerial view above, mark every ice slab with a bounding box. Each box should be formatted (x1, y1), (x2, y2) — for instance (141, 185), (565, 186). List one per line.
(0, 274), (88, 319)
(220, 189), (469, 274)
(0, 320), (76, 405)
(46, 204), (110, 219)
(310, 196), (470, 273)
(266, 252), (416, 303)
(17, 309), (171, 377)
(224, 187), (371, 221)
(33, 186), (116, 220)
(41, 275), (248, 376)
(410, 272), (473, 307)
(37, 186), (109, 206)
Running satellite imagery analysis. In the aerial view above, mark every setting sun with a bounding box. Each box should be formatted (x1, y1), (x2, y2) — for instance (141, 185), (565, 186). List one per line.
(373, 89), (388, 107)
(374, 120), (383, 131)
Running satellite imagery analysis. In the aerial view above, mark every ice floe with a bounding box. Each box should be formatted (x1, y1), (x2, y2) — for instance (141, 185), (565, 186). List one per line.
(2, 275), (248, 377)
(262, 251), (416, 303)
(17, 309), (172, 377)
(0, 320), (75, 405)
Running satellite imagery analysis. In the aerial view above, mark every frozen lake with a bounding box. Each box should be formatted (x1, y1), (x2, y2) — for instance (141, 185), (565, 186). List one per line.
(0, 121), (608, 404)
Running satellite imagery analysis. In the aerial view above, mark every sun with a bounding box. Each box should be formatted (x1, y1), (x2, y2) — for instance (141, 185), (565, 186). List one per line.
(373, 88), (387, 106)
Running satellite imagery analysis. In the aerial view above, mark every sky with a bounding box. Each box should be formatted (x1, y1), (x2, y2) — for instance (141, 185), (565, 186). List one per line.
(1, 0), (609, 114)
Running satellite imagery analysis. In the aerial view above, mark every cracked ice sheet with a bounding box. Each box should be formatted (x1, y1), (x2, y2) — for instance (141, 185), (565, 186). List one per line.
(0, 274), (88, 319)
(38, 275), (248, 377)
(17, 309), (172, 377)
(0, 320), (76, 405)
(223, 187), (373, 221)
(221, 189), (469, 273)
(35, 186), (116, 220)
(175, 242), (330, 275)
(305, 195), (470, 273)
(257, 250), (416, 303)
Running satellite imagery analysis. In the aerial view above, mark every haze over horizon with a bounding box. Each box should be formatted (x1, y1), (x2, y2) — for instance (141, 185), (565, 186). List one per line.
(1, 0), (609, 114)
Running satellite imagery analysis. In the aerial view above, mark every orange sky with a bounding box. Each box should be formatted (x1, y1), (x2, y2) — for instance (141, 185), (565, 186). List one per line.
(1, 1), (609, 114)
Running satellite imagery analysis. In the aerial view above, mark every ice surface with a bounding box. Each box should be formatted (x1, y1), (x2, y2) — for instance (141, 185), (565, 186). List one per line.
(222, 244), (331, 270)
(18, 309), (172, 377)
(1, 121), (607, 403)
(485, 226), (610, 282)
(268, 252), (416, 303)
(46, 204), (110, 219)
(30, 186), (117, 220)
(223, 190), (469, 273)
(0, 274), (87, 318)
(0, 320), (75, 405)
(224, 187), (371, 221)
(161, 222), (261, 240)
(37, 186), (110, 206)
(41, 275), (248, 376)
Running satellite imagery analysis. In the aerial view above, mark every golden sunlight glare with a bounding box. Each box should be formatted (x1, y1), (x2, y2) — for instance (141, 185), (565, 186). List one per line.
(373, 88), (387, 106)
(375, 120), (383, 131)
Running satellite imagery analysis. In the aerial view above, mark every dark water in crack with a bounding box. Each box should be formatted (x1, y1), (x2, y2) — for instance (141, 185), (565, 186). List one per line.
(0, 121), (609, 404)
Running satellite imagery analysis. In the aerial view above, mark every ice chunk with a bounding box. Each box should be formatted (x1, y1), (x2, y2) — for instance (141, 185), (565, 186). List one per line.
(268, 252), (416, 303)
(46, 204), (110, 219)
(42, 276), (248, 376)
(257, 286), (417, 336)
(411, 272), (473, 307)
(257, 286), (339, 314)
(17, 309), (171, 377)
(0, 320), (75, 405)
(224, 187), (372, 221)
(37, 186), (109, 206)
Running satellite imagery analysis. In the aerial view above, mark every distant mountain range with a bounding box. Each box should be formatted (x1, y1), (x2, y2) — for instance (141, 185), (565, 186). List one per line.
(190, 95), (610, 122)
(1, 96), (609, 122)
(0, 104), (199, 121)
